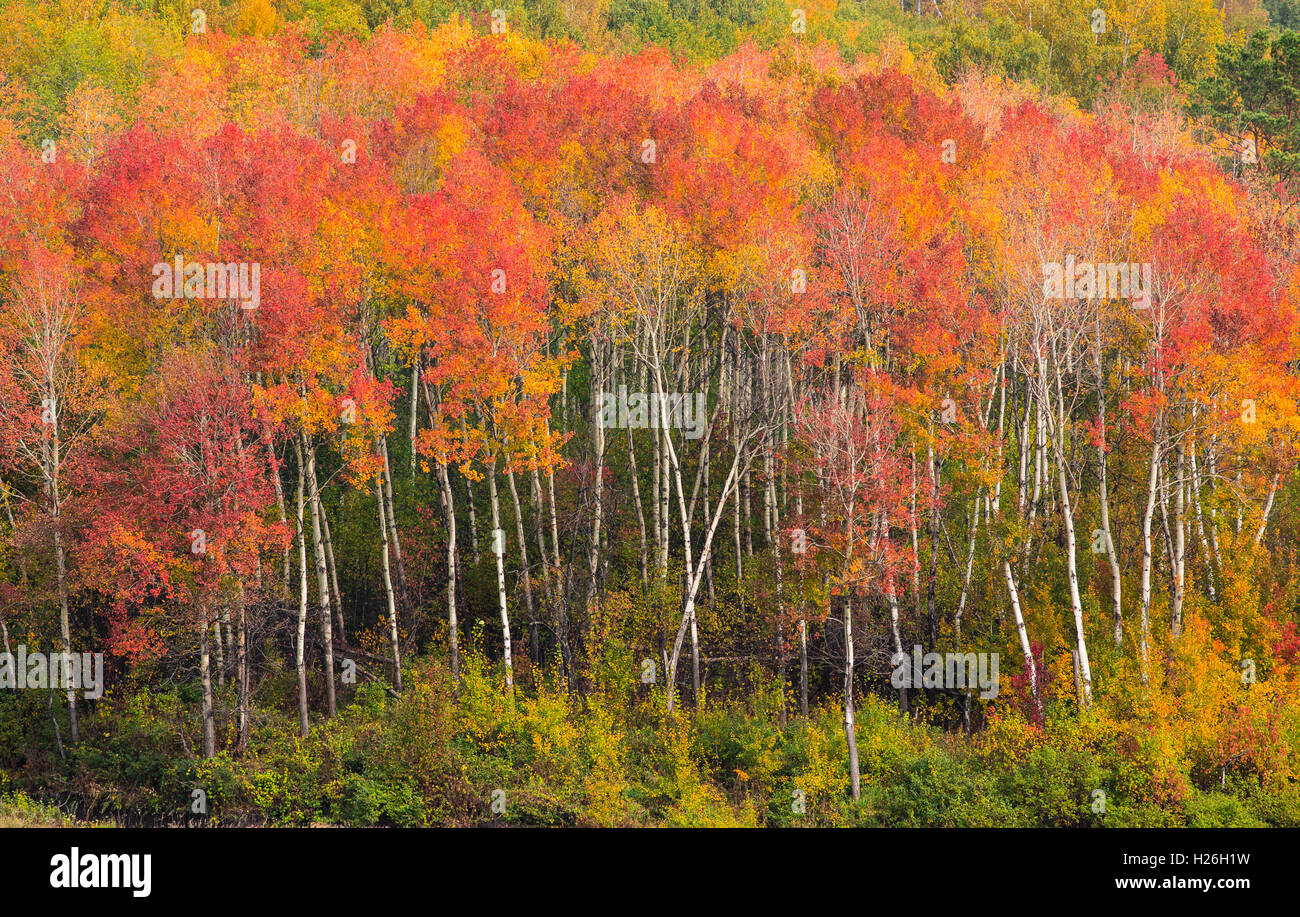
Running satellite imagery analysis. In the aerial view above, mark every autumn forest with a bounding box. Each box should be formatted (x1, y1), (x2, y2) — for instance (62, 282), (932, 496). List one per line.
(1, 0), (1299, 829)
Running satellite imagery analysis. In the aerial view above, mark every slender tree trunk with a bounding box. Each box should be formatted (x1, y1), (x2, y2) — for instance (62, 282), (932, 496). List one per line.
(213, 609), (225, 689)
(376, 472), (403, 690)
(926, 439), (940, 649)
(0, 607), (10, 660)
(379, 438), (410, 614)
(506, 468), (536, 663)
(294, 440), (309, 737)
(774, 528), (787, 728)
(689, 600), (701, 706)
(466, 475), (481, 566)
(262, 427), (291, 591)
(236, 586), (249, 754)
(955, 494), (979, 636)
(742, 469), (753, 558)
(488, 459), (515, 702)
(588, 345), (608, 609)
(1189, 442), (1217, 601)
(44, 422), (78, 744)
(674, 462), (702, 707)
(530, 467), (553, 613)
(1017, 383), (1032, 518)
(200, 617), (216, 758)
(659, 410), (672, 576)
(732, 462), (743, 578)
(1027, 396), (1044, 555)
(703, 428), (715, 604)
(909, 453), (921, 622)
(545, 451), (569, 682)
(1003, 559), (1043, 722)
(991, 359), (1006, 519)
(308, 457), (346, 648)
(1056, 436), (1091, 706)
(1172, 442), (1186, 638)
(732, 340), (743, 580)
(1236, 469), (1244, 535)
(886, 578), (909, 715)
(1254, 474), (1280, 549)
(54, 528), (77, 743)
(843, 593), (861, 801)
(1139, 437), (1160, 684)
(408, 357), (420, 479)
(1094, 315), (1122, 645)
(644, 355), (663, 581)
(627, 404), (649, 585)
(322, 507), (344, 646)
(437, 459), (460, 683)
(665, 448), (746, 711)
(305, 438), (337, 717)
(1045, 357), (1091, 706)
(798, 616), (808, 717)
(763, 448), (775, 548)
(1205, 436), (1225, 572)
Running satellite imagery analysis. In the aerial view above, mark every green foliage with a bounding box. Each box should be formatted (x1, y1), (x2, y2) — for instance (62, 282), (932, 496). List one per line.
(1183, 790), (1268, 827)
(926, 11), (1049, 83)
(337, 774), (424, 825)
(3, 652), (1297, 826)
(1265, 0), (1300, 30)
(0, 790), (88, 827)
(1192, 28), (1300, 180)
(1244, 780), (1300, 825)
